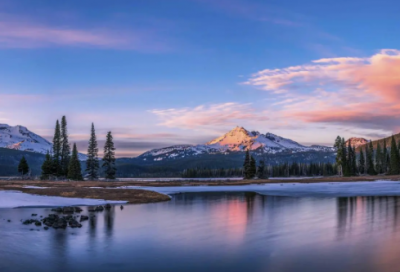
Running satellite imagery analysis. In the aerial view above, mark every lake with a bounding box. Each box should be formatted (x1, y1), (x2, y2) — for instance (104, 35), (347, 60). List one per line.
(1, 192), (400, 272)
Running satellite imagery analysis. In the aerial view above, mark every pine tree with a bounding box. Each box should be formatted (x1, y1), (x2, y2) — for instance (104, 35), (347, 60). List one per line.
(351, 146), (357, 176)
(249, 156), (256, 178)
(18, 156), (29, 176)
(367, 141), (376, 175)
(390, 136), (400, 175)
(375, 142), (383, 174)
(257, 159), (266, 179)
(359, 148), (365, 174)
(102, 131), (116, 180)
(382, 138), (388, 174)
(341, 138), (348, 176)
(243, 149), (251, 179)
(52, 120), (62, 176)
(334, 136), (343, 176)
(41, 152), (53, 180)
(60, 116), (71, 177)
(67, 143), (83, 181)
(86, 123), (99, 180)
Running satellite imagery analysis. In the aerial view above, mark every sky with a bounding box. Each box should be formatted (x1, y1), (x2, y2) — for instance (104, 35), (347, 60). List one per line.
(1, 0), (400, 157)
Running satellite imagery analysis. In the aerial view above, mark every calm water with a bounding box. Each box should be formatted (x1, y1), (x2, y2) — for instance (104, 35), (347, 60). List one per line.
(2, 192), (400, 272)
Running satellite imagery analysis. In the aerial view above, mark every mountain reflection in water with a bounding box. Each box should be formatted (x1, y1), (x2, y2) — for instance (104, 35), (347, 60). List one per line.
(1, 192), (400, 272)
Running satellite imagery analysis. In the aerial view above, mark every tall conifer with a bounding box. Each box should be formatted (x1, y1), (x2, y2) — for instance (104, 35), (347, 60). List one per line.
(86, 123), (99, 180)
(341, 138), (348, 176)
(390, 136), (400, 175)
(382, 138), (388, 174)
(41, 152), (53, 180)
(18, 156), (29, 176)
(249, 156), (257, 178)
(334, 136), (343, 176)
(60, 116), (71, 177)
(52, 120), (61, 176)
(367, 141), (376, 175)
(68, 143), (83, 181)
(243, 150), (251, 179)
(375, 142), (383, 174)
(359, 148), (365, 174)
(102, 131), (116, 180)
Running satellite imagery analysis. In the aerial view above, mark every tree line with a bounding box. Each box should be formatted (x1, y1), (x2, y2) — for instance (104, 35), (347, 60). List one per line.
(334, 135), (400, 176)
(37, 116), (117, 181)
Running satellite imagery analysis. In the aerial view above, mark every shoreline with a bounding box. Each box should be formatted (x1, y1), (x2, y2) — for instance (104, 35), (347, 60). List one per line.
(1, 175), (399, 205)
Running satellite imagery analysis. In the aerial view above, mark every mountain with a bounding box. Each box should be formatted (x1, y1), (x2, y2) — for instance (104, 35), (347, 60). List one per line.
(0, 124), (52, 154)
(138, 126), (334, 162)
(0, 124), (86, 160)
(346, 137), (369, 148)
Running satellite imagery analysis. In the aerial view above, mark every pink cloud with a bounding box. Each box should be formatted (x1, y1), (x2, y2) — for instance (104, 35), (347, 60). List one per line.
(246, 49), (400, 132)
(0, 18), (169, 51)
(150, 102), (269, 130)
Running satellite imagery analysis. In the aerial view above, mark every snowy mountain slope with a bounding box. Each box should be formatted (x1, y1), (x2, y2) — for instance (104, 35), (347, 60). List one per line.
(0, 124), (52, 154)
(138, 126), (334, 162)
(0, 124), (86, 160)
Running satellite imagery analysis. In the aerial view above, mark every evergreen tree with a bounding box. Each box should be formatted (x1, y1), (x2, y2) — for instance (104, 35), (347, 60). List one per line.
(359, 148), (365, 174)
(102, 131), (116, 180)
(249, 156), (256, 178)
(86, 123), (99, 180)
(367, 141), (376, 175)
(41, 152), (53, 180)
(67, 143), (83, 181)
(60, 116), (71, 177)
(351, 146), (357, 176)
(52, 120), (62, 176)
(18, 156), (29, 176)
(334, 136), (343, 176)
(375, 142), (383, 174)
(382, 138), (388, 174)
(257, 159), (266, 179)
(243, 149), (251, 179)
(341, 138), (349, 176)
(390, 136), (400, 175)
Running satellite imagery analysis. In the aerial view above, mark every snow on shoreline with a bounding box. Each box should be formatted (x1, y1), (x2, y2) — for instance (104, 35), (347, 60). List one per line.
(118, 181), (400, 198)
(0, 190), (126, 209)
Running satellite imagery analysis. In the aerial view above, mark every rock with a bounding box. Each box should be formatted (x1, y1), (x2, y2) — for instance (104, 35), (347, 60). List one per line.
(104, 204), (111, 210)
(51, 207), (63, 213)
(35, 221), (42, 226)
(95, 206), (104, 212)
(80, 215), (89, 222)
(74, 207), (83, 213)
(31, 214), (37, 216)
(7, 220), (11, 222)
(69, 219), (82, 228)
(120, 205), (124, 210)
(44, 227), (49, 230)
(88, 206), (96, 212)
(63, 207), (75, 214)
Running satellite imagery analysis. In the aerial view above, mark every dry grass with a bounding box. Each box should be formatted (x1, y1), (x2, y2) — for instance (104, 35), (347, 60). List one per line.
(0, 175), (398, 204)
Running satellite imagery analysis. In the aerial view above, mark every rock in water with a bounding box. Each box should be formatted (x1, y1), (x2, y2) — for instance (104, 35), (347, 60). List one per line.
(105, 204), (111, 210)
(95, 206), (104, 212)
(62, 207), (74, 214)
(80, 215), (89, 222)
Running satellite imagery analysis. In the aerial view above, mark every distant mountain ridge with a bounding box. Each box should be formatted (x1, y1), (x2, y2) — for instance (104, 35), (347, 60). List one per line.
(138, 126), (334, 162)
(345, 137), (369, 148)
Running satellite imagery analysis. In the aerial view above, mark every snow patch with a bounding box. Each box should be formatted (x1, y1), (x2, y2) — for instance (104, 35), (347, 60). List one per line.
(0, 190), (126, 208)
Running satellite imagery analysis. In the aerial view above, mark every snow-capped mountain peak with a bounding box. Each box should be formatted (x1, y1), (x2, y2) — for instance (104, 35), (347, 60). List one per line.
(0, 124), (87, 160)
(138, 126), (334, 162)
(0, 124), (52, 154)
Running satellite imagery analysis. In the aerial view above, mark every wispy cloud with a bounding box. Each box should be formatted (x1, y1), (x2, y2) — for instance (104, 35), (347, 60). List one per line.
(0, 16), (169, 51)
(246, 49), (400, 132)
(151, 102), (268, 130)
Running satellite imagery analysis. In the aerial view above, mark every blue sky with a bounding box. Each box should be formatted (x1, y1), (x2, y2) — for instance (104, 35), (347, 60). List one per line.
(1, 0), (400, 156)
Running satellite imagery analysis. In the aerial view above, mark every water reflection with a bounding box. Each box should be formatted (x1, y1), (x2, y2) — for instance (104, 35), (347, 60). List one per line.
(337, 196), (400, 240)
(3, 193), (400, 272)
